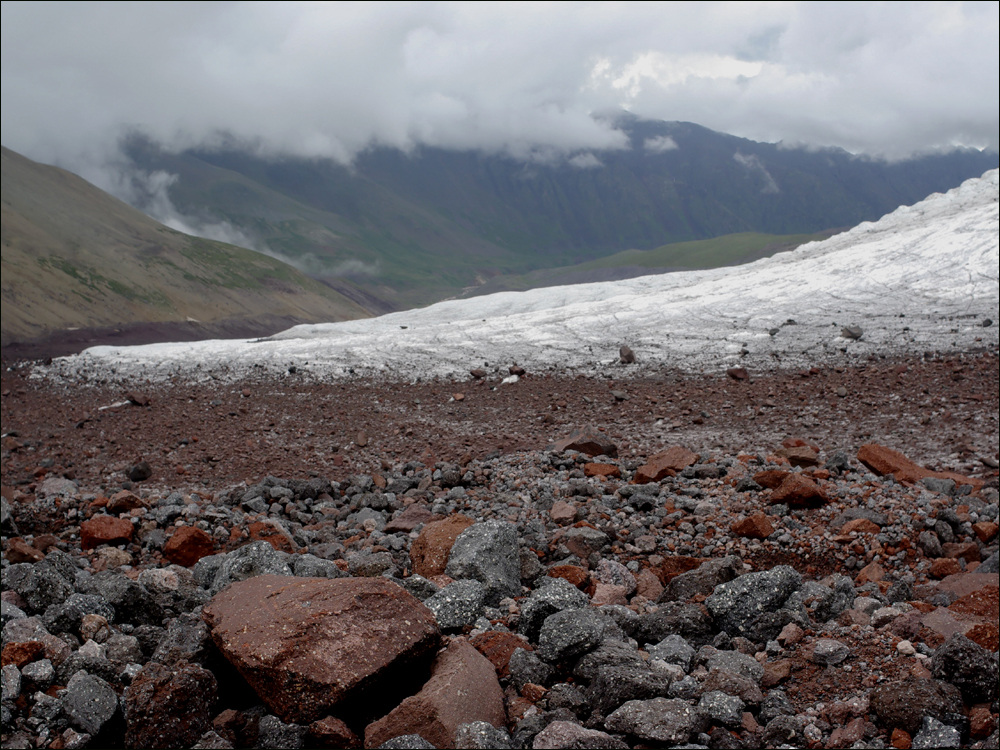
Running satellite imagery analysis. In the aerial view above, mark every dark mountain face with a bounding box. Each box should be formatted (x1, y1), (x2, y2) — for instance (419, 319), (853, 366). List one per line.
(121, 117), (998, 308)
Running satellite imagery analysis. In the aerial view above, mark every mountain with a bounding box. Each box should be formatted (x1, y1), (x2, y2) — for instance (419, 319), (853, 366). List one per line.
(122, 116), (999, 308)
(57, 170), (999, 382)
(0, 147), (370, 354)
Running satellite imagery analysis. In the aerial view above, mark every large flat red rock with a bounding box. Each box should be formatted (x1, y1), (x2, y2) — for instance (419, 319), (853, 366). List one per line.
(202, 575), (440, 724)
(634, 446), (698, 484)
(364, 639), (506, 749)
(857, 443), (983, 490)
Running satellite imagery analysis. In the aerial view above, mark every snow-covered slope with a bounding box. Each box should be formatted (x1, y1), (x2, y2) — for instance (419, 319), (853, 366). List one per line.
(52, 170), (999, 383)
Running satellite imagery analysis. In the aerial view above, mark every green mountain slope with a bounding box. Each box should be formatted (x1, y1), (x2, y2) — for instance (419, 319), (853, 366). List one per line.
(123, 116), (998, 308)
(1, 147), (370, 348)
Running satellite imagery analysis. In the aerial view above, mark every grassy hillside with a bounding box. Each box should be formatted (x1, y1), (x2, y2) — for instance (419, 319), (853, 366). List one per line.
(466, 230), (836, 296)
(0, 147), (370, 348)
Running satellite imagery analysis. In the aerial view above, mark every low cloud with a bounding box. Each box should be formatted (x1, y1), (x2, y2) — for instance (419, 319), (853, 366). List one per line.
(733, 152), (780, 194)
(644, 135), (679, 152)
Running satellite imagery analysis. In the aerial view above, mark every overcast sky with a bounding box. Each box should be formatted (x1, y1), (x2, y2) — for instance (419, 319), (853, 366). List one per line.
(3, 0), (998, 178)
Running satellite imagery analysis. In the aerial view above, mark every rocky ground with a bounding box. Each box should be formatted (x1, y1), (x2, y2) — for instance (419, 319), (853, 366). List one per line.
(1, 348), (998, 749)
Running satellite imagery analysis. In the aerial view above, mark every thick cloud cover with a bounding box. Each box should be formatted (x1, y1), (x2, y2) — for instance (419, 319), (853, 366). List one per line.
(2, 0), (998, 180)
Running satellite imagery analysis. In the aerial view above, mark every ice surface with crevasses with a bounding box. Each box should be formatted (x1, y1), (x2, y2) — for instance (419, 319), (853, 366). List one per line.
(50, 170), (999, 383)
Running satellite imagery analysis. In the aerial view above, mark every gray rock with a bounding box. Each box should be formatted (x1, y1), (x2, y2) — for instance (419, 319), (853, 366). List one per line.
(662, 555), (741, 602)
(531, 720), (627, 749)
(43, 593), (116, 634)
(561, 526), (610, 560)
(636, 602), (714, 646)
(977, 551), (999, 574)
(4, 560), (74, 613)
(256, 715), (308, 749)
(509, 648), (556, 690)
(2, 663), (21, 701)
(21, 659), (55, 690)
(811, 638), (850, 666)
(912, 716), (962, 750)
(537, 608), (613, 663)
(445, 521), (521, 606)
(83, 572), (163, 625)
(921, 477), (957, 496)
(604, 697), (706, 745)
(587, 665), (671, 717)
(1, 496), (18, 535)
(104, 634), (144, 665)
(455, 721), (513, 749)
(705, 649), (764, 683)
(424, 579), (487, 630)
(574, 640), (647, 682)
(2, 616), (72, 665)
(1, 600), (27, 628)
(870, 679), (965, 735)
(290, 554), (345, 578)
(798, 576), (855, 622)
(761, 715), (806, 748)
(698, 690), (745, 729)
(30, 690), (68, 729)
(347, 550), (395, 577)
(191, 730), (235, 749)
(151, 612), (210, 665)
(63, 672), (118, 735)
(400, 574), (440, 602)
(759, 689), (796, 725)
(518, 578), (590, 642)
(378, 735), (437, 749)
(203, 541), (292, 595)
(931, 633), (999, 703)
(647, 634), (696, 672)
(918, 530), (944, 558)
(596, 605), (640, 639)
(705, 565), (802, 641)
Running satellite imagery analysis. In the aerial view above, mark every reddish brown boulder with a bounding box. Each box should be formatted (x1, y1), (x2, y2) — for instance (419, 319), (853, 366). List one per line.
(547, 565), (590, 590)
(584, 463), (621, 479)
(410, 515), (474, 578)
(1, 640), (45, 669)
(973, 521), (999, 543)
(80, 515), (134, 550)
(776, 445), (820, 467)
(547, 427), (618, 458)
(726, 367), (749, 381)
(842, 518), (881, 534)
(855, 562), (885, 585)
(202, 575), (440, 724)
(753, 470), (789, 489)
(163, 526), (216, 567)
(930, 558), (962, 578)
(248, 520), (298, 553)
(857, 443), (983, 489)
(470, 631), (532, 679)
(732, 512), (774, 540)
(308, 716), (360, 748)
(364, 639), (506, 749)
(770, 474), (828, 506)
(634, 446), (699, 484)
(384, 504), (434, 534)
(942, 541), (981, 562)
(123, 660), (217, 749)
(549, 501), (577, 525)
(4, 538), (45, 563)
(106, 490), (146, 514)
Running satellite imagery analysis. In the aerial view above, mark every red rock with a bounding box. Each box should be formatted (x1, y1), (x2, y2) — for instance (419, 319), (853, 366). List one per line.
(930, 558), (962, 578)
(633, 446), (699, 484)
(80, 515), (134, 550)
(364, 639), (505, 749)
(123, 661), (217, 749)
(469, 631), (532, 679)
(842, 518), (881, 534)
(969, 705), (997, 739)
(162, 526), (216, 567)
(469, 368), (487, 379)
(106, 490), (146, 514)
(855, 562), (886, 585)
(248, 520), (298, 553)
(410, 515), (474, 578)
(547, 427), (618, 458)
(384, 504), (434, 534)
(203, 575), (440, 724)
(656, 556), (704, 585)
(547, 565), (590, 590)
(777, 444), (820, 467)
(4, 538), (45, 563)
(965, 622), (999, 652)
(942, 541), (981, 562)
(973, 522), (999, 543)
(590, 583), (629, 606)
(769, 473), (828, 506)
(1, 640), (45, 668)
(635, 568), (664, 600)
(521, 682), (547, 702)
(549, 501), (577, 525)
(309, 716), (360, 748)
(857, 443), (983, 489)
(762, 659), (792, 687)
(753, 470), (789, 489)
(732, 512), (773, 539)
(584, 462), (620, 479)
(828, 717), (866, 749)
(726, 367), (749, 381)
(891, 728), (912, 749)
